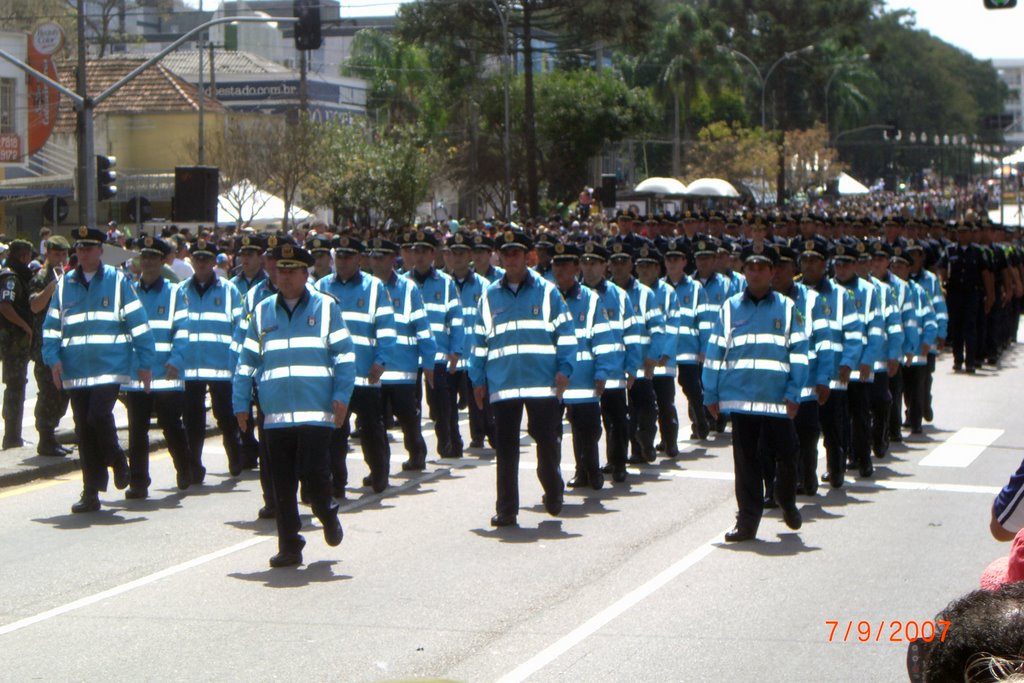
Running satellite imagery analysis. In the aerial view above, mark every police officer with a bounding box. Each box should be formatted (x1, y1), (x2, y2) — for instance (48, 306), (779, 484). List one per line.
(551, 241), (618, 490)
(0, 239), (37, 449)
(407, 228), (465, 459)
(308, 235), (334, 282)
(580, 241), (639, 483)
(444, 232), (495, 450)
(471, 233), (504, 282)
(181, 237), (244, 480)
(945, 222), (986, 373)
(42, 226), (156, 513)
(28, 236), (72, 457)
(230, 233), (267, 295)
(471, 229), (577, 527)
(316, 234), (396, 495)
(366, 237), (438, 472)
(703, 240), (806, 542)
(233, 241), (354, 568)
(123, 235), (193, 497)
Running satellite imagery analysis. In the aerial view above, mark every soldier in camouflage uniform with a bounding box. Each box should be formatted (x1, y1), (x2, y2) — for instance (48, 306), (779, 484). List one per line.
(0, 240), (38, 449)
(28, 236), (72, 456)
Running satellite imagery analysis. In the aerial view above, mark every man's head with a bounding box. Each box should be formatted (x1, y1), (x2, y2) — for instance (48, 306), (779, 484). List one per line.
(471, 234), (495, 272)
(271, 242), (314, 298)
(634, 243), (663, 288)
(551, 242), (581, 291)
(137, 235), (172, 282)
(660, 238), (690, 282)
(445, 234), (473, 277)
(607, 242), (634, 286)
(333, 235), (364, 280)
(190, 238), (218, 282)
(307, 236), (333, 274)
(44, 235), (70, 268)
(739, 240), (777, 295)
(72, 226), (106, 271)
(367, 238), (400, 281)
(579, 242), (609, 287)
(497, 230), (532, 282)
(7, 239), (33, 265)
(771, 243), (798, 291)
(410, 229), (439, 274)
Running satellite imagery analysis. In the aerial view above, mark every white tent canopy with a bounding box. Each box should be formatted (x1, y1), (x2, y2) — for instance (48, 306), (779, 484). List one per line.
(684, 177), (740, 198)
(633, 177), (688, 196)
(836, 172), (870, 196)
(218, 180), (313, 228)
(1003, 146), (1024, 165)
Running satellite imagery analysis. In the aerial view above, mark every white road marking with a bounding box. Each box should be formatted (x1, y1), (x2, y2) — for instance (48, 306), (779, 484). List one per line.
(495, 532), (723, 683)
(0, 470), (443, 638)
(919, 428), (1004, 468)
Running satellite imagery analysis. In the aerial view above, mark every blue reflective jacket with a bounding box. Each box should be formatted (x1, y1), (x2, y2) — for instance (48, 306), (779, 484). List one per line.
(126, 277), (188, 392)
(316, 271), (396, 386)
(665, 275), (710, 365)
(406, 268), (464, 364)
(380, 272), (436, 384)
(584, 279), (640, 390)
(558, 282), (619, 404)
(180, 275), (242, 381)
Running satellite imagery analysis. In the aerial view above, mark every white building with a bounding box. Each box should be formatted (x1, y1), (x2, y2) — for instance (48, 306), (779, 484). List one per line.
(994, 59), (1024, 147)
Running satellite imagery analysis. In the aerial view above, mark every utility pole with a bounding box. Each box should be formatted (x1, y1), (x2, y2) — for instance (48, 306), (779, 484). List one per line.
(76, 0), (97, 228)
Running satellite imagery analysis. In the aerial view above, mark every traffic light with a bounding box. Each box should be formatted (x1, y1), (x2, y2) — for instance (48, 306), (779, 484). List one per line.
(293, 0), (322, 50)
(984, 0), (1016, 8)
(96, 155), (117, 202)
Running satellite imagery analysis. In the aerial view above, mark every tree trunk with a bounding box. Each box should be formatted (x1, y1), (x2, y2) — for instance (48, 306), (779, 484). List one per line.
(671, 90), (680, 178)
(522, 1), (540, 219)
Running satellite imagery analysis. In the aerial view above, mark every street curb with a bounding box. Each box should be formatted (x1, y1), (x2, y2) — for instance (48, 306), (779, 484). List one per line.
(0, 426), (221, 490)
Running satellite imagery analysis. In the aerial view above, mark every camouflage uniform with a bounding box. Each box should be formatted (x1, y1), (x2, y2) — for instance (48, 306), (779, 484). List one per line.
(0, 248), (34, 449)
(29, 263), (71, 455)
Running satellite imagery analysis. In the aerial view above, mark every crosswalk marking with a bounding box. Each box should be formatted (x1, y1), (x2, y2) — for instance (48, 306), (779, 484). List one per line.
(918, 427), (1004, 468)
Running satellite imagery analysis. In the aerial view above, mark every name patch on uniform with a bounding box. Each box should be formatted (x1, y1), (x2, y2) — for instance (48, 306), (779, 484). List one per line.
(716, 294), (722, 302)
(435, 292), (442, 301)
(214, 297), (222, 307)
(774, 319), (782, 330)
(102, 296), (109, 307)
(684, 295), (690, 305)
(357, 298), (365, 308)
(3, 280), (14, 291)
(157, 305), (166, 315)
(824, 305), (832, 317)
(308, 315), (316, 327)
(855, 300), (863, 309)
(578, 312), (586, 323)
(532, 305), (540, 315)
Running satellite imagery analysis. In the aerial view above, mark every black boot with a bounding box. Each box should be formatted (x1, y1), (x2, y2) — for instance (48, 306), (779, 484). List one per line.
(36, 430), (65, 457)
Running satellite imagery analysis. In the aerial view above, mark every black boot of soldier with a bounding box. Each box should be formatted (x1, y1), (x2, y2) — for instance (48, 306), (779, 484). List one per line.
(36, 430), (65, 457)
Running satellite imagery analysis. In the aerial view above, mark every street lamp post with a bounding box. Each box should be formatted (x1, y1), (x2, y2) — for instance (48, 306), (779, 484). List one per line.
(490, 0), (513, 220)
(721, 44), (814, 130)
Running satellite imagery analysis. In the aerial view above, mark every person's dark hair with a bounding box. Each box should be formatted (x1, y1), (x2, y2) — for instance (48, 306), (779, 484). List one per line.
(9, 241), (33, 260)
(923, 582), (1024, 682)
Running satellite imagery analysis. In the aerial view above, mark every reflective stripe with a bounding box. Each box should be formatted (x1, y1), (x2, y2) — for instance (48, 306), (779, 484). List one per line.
(604, 379), (626, 390)
(593, 343), (625, 355)
(487, 344), (555, 360)
(354, 377), (381, 387)
(381, 370), (417, 382)
(184, 368), (233, 379)
(188, 333), (233, 345)
(188, 312), (229, 323)
(723, 359), (790, 373)
(562, 388), (597, 400)
(154, 342), (173, 352)
(63, 374), (127, 389)
(64, 311), (119, 325)
(125, 378), (184, 391)
(264, 411), (334, 425)
(732, 333), (788, 347)
(261, 366), (332, 381)
(492, 319), (550, 335)
(264, 337), (328, 351)
(719, 399), (787, 415)
(61, 334), (128, 347)
(490, 386), (557, 402)
(676, 353), (699, 363)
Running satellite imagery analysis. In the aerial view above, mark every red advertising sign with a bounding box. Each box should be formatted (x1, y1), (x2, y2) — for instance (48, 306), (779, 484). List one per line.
(0, 133), (21, 163)
(27, 23), (64, 156)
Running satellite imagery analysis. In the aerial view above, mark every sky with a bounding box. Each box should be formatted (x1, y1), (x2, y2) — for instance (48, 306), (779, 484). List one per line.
(183, 0), (1024, 62)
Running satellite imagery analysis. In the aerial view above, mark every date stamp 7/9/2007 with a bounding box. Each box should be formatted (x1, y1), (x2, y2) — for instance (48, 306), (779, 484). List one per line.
(825, 620), (951, 643)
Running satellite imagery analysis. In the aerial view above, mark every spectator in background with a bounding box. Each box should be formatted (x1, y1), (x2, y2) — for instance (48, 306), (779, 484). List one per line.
(991, 458), (1024, 542)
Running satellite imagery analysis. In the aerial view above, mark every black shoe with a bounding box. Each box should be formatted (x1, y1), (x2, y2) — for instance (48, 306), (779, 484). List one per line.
(762, 495), (779, 509)
(890, 432), (903, 443)
(112, 458), (130, 490)
(362, 475), (372, 487)
(911, 427), (923, 435)
(724, 526), (756, 542)
(612, 468), (627, 483)
(567, 475), (589, 489)
(401, 459), (425, 472)
(191, 466), (206, 485)
(56, 443), (75, 455)
(257, 505), (276, 520)
(689, 430), (699, 440)
(966, 366), (977, 374)
(589, 472), (605, 490)
(601, 463), (615, 474)
(655, 442), (665, 452)
(125, 486), (148, 500)
(782, 505), (803, 530)
(269, 550), (303, 568)
(469, 440), (484, 449)
(802, 484), (818, 497)
(697, 423), (711, 440)
(626, 455), (647, 465)
(372, 480), (388, 494)
(643, 448), (657, 464)
(71, 490), (100, 513)
(490, 513), (517, 527)
(331, 482), (346, 499)
(924, 406), (934, 423)
(323, 516), (343, 547)
(953, 363), (963, 373)
(2, 438), (24, 450)
(37, 447), (67, 457)
(542, 493), (563, 516)
(859, 465), (873, 478)
(176, 468), (191, 491)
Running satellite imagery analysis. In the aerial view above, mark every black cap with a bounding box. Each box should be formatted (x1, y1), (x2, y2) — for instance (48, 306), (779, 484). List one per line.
(334, 235), (364, 255)
(551, 241), (581, 262)
(607, 240), (634, 260)
(412, 229), (440, 249)
(72, 225), (106, 247)
(138, 234), (172, 257)
(657, 237), (691, 260)
(190, 238), (219, 258)
(635, 241), (663, 265)
(795, 236), (830, 260)
(306, 236), (333, 254)
(235, 233), (265, 254)
(270, 242), (315, 269)
(367, 237), (400, 256)
(263, 234), (296, 258)
(446, 232), (473, 251)
(891, 238), (911, 264)
(692, 234), (718, 257)
(471, 233), (495, 251)
(870, 240), (893, 259)
(498, 229), (532, 251)
(832, 236), (863, 262)
(580, 241), (610, 261)
(740, 239), (779, 266)
(773, 240), (798, 263)
(904, 238), (925, 253)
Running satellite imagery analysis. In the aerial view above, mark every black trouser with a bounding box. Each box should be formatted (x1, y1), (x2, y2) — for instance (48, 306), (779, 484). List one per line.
(68, 384), (124, 493)
(566, 401), (602, 481)
(254, 390), (273, 507)
(847, 381), (872, 475)
(731, 412), (797, 533)
(330, 385), (388, 491)
(652, 374), (679, 456)
(183, 380), (240, 475)
(460, 370), (494, 446)
(628, 377), (657, 460)
(903, 364), (927, 432)
(677, 364), (707, 437)
(820, 389), (848, 485)
(975, 292), (988, 368)
(382, 383), (427, 467)
(600, 388), (629, 471)
(2, 352), (28, 445)
(793, 400), (820, 495)
(869, 370), (892, 458)
(888, 368), (904, 440)
(493, 397), (562, 518)
(239, 407), (260, 469)
(125, 390), (192, 490)
(265, 426), (338, 554)
(947, 291), (980, 368)
(986, 299), (1004, 361)
(924, 353), (936, 421)
(424, 364), (462, 458)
